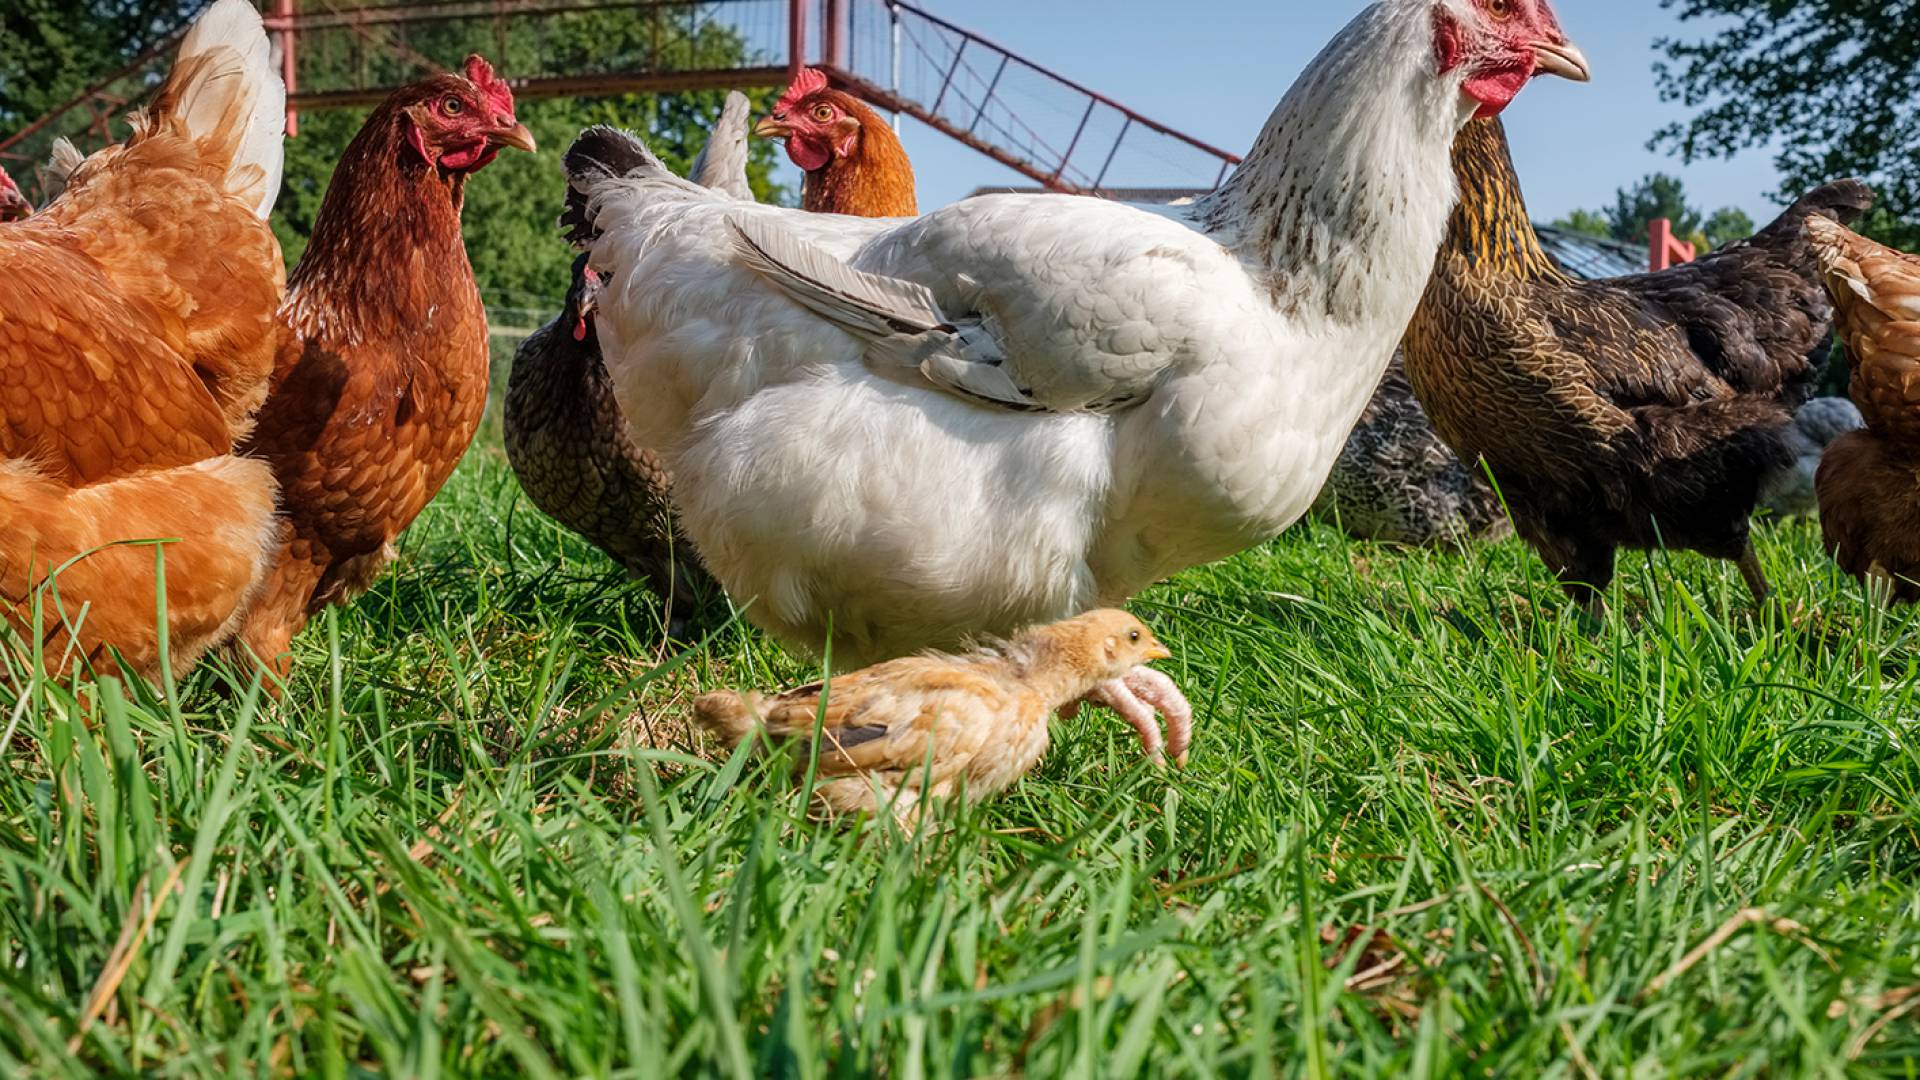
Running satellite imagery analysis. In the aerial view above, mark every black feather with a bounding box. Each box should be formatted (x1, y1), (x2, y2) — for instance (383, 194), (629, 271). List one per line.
(559, 125), (664, 247)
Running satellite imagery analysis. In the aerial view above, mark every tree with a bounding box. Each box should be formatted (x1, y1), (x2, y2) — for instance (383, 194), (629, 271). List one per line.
(0, 0), (198, 128)
(1701, 206), (1756, 249)
(1549, 208), (1612, 239)
(1653, 0), (1920, 246)
(1608, 173), (1702, 246)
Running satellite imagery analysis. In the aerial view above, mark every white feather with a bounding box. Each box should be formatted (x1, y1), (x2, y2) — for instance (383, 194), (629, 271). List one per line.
(688, 92), (755, 201)
(168, 0), (286, 218)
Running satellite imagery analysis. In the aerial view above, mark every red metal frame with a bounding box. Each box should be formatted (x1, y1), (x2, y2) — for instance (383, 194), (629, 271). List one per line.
(3, 0), (1239, 200)
(1648, 217), (1696, 271)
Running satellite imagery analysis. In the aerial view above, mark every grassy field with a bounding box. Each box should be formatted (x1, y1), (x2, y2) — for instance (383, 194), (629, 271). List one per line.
(4, 429), (1920, 1077)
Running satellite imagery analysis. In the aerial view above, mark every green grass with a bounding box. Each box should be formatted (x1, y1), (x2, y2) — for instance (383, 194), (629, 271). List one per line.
(4, 434), (1920, 1077)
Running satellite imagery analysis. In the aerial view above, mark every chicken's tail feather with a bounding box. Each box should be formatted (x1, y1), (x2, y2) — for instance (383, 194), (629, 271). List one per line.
(693, 690), (766, 749)
(561, 125), (671, 247)
(688, 92), (755, 202)
(136, 0), (285, 219)
(1750, 178), (1875, 253)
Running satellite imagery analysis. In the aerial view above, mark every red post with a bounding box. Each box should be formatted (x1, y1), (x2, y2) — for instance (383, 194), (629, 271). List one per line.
(1648, 217), (1695, 272)
(788, 0), (808, 79)
(823, 0), (846, 71)
(276, 0), (298, 137)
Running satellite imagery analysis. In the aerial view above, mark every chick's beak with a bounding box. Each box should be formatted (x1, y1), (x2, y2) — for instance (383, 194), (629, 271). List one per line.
(754, 116), (792, 140)
(1532, 39), (1591, 83)
(1145, 640), (1172, 662)
(492, 120), (538, 154)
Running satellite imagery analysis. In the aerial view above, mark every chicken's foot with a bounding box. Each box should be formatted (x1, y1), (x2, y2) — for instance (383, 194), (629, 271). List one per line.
(1075, 666), (1194, 767)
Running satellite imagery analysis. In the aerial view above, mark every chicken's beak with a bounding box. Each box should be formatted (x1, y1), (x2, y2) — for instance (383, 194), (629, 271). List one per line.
(1532, 40), (1591, 83)
(1145, 641), (1172, 662)
(754, 116), (792, 141)
(492, 121), (538, 154)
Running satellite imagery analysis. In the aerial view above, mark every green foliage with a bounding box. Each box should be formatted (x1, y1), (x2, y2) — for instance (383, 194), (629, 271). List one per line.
(0, 0), (196, 127)
(3, 431), (1920, 1074)
(1608, 173), (1702, 245)
(1654, 0), (1920, 248)
(1548, 208), (1612, 240)
(269, 5), (789, 318)
(1558, 173), (1755, 254)
(1702, 205), (1756, 249)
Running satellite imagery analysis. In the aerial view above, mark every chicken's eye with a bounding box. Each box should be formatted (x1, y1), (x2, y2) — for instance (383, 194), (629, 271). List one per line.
(1484, 0), (1514, 19)
(442, 96), (464, 116)
(1128, 630), (1141, 643)
(811, 104), (836, 122)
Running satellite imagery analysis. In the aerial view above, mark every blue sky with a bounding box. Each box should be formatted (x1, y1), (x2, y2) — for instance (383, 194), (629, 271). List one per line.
(775, 0), (1786, 223)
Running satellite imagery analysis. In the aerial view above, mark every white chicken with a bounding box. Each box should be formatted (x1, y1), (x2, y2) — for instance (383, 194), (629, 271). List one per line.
(568, 0), (1587, 724)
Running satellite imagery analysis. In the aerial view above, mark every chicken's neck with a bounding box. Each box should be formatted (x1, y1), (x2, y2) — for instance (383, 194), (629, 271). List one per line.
(1196, 2), (1469, 326)
(803, 118), (918, 218)
(282, 108), (476, 352)
(1441, 118), (1568, 283)
(1005, 626), (1121, 704)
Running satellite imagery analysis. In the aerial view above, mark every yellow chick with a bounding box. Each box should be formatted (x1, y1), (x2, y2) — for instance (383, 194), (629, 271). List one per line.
(693, 609), (1183, 824)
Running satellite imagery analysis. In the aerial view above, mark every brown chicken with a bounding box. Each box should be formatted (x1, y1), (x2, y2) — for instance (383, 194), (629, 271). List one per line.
(1403, 117), (1871, 615)
(0, 169), (29, 222)
(231, 57), (535, 676)
(755, 67), (918, 218)
(1808, 217), (1920, 601)
(0, 0), (285, 680)
(695, 609), (1182, 824)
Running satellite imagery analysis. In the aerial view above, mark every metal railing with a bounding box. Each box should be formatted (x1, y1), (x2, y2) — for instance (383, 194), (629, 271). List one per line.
(822, 0), (1240, 195)
(1, 0), (1240, 205)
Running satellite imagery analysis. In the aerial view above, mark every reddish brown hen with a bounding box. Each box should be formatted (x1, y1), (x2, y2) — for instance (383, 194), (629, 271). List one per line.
(1809, 218), (1920, 601)
(232, 57), (535, 676)
(755, 67), (917, 217)
(0, 169), (29, 222)
(0, 0), (285, 680)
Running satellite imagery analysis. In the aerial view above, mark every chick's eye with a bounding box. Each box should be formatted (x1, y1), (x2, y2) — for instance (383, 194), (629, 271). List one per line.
(812, 104), (835, 122)
(1128, 630), (1141, 643)
(442, 96), (464, 115)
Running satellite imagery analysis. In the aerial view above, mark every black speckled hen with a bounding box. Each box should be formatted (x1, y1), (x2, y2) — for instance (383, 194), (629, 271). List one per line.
(1402, 117), (1872, 614)
(505, 253), (714, 629)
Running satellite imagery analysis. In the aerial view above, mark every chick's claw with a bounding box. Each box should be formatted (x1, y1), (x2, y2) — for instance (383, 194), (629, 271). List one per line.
(1081, 666), (1193, 767)
(1124, 666), (1193, 766)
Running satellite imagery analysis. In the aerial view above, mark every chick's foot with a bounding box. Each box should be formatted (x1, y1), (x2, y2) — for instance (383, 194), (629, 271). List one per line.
(1076, 667), (1194, 766)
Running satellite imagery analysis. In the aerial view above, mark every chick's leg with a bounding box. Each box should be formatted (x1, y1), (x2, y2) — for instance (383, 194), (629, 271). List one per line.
(1124, 667), (1193, 766)
(1080, 667), (1194, 767)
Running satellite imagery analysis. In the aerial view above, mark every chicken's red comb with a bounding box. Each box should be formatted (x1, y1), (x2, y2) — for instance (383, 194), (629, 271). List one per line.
(0, 167), (17, 196)
(463, 54), (516, 117)
(776, 67), (831, 113)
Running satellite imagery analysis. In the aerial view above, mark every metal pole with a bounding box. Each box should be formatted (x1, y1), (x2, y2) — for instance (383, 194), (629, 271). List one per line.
(277, 0), (298, 137)
(823, 0), (846, 70)
(788, 0), (808, 78)
(889, 1), (902, 133)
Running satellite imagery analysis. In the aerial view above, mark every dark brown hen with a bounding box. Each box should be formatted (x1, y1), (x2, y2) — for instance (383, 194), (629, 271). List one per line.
(504, 254), (713, 629)
(1402, 117), (1872, 613)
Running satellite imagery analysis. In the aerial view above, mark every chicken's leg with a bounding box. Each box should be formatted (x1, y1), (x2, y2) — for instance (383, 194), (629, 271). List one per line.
(1078, 666), (1194, 766)
(1737, 541), (1772, 606)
